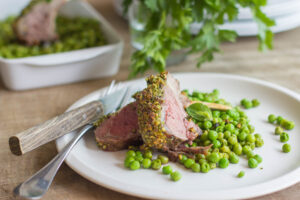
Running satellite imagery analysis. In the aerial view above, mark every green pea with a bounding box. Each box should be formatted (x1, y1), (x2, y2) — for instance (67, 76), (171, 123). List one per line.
(282, 143), (291, 153)
(213, 89), (220, 96)
(220, 138), (228, 146)
(124, 156), (135, 168)
(224, 131), (231, 139)
(191, 163), (201, 172)
(200, 131), (208, 141)
(201, 163), (211, 173)
(203, 140), (211, 146)
(208, 152), (220, 163)
(196, 153), (205, 161)
(197, 122), (203, 129)
(240, 141), (246, 146)
(252, 99), (260, 107)
(199, 158), (207, 165)
(221, 114), (230, 120)
(253, 154), (263, 163)
(233, 144), (242, 155)
(280, 132), (289, 143)
(229, 153), (239, 164)
(255, 137), (264, 147)
(228, 135), (238, 145)
(204, 96), (213, 102)
(208, 130), (218, 141)
(242, 99), (252, 109)
(216, 126), (224, 132)
(143, 150), (153, 159)
(178, 154), (187, 164)
(170, 171), (182, 181)
(162, 165), (172, 174)
(212, 110), (221, 118)
(227, 110), (237, 118)
(209, 162), (217, 169)
(276, 116), (283, 125)
(232, 129), (239, 136)
(284, 121), (295, 130)
(184, 158), (195, 169)
(246, 151), (255, 159)
(203, 121), (213, 129)
(237, 171), (245, 178)
(212, 140), (222, 148)
(242, 145), (251, 155)
(238, 131), (247, 141)
(126, 150), (136, 158)
(151, 159), (161, 170)
(135, 154), (144, 162)
(218, 132), (224, 140)
(158, 155), (169, 164)
(246, 134), (256, 143)
(248, 158), (258, 168)
(280, 119), (288, 128)
(268, 114), (277, 123)
(275, 126), (283, 135)
(130, 160), (140, 170)
(254, 133), (262, 138)
(225, 124), (235, 132)
(248, 125), (255, 133)
(249, 143), (256, 150)
(142, 158), (152, 169)
(240, 99), (247, 106)
(135, 151), (142, 157)
(220, 145), (230, 153)
(218, 158), (229, 168)
(240, 126), (250, 134)
(212, 148), (219, 153)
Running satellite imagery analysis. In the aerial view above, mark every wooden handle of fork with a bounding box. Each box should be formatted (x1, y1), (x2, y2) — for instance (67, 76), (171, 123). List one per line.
(9, 101), (104, 156)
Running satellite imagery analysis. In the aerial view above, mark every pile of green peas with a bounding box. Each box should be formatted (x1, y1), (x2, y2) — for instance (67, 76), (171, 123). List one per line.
(181, 89), (264, 171)
(0, 16), (107, 59)
(124, 149), (181, 181)
(268, 114), (294, 153)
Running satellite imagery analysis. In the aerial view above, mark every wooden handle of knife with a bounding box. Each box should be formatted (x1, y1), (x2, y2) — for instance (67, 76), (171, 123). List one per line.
(9, 101), (104, 156)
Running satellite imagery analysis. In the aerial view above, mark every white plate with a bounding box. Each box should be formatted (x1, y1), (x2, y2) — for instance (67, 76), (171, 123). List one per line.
(56, 73), (300, 200)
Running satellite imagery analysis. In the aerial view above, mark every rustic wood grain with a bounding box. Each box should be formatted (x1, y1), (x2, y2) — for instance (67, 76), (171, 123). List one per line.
(9, 100), (103, 155)
(1, 0), (300, 200)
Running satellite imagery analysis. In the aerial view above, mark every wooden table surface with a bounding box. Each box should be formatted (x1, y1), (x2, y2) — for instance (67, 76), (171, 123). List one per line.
(1, 0), (300, 199)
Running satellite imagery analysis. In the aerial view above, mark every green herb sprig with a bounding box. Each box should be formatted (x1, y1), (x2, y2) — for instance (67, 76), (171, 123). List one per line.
(124, 0), (275, 78)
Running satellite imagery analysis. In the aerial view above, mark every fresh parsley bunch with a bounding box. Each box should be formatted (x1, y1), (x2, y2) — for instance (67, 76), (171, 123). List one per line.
(123, 0), (275, 78)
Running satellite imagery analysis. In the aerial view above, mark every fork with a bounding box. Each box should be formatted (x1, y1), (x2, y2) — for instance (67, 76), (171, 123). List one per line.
(13, 81), (128, 200)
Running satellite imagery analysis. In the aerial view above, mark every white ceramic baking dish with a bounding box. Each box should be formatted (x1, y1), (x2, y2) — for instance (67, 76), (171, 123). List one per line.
(0, 0), (124, 90)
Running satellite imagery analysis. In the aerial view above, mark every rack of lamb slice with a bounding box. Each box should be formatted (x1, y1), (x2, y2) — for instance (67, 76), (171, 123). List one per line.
(94, 72), (211, 157)
(14, 0), (67, 45)
(94, 102), (142, 151)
